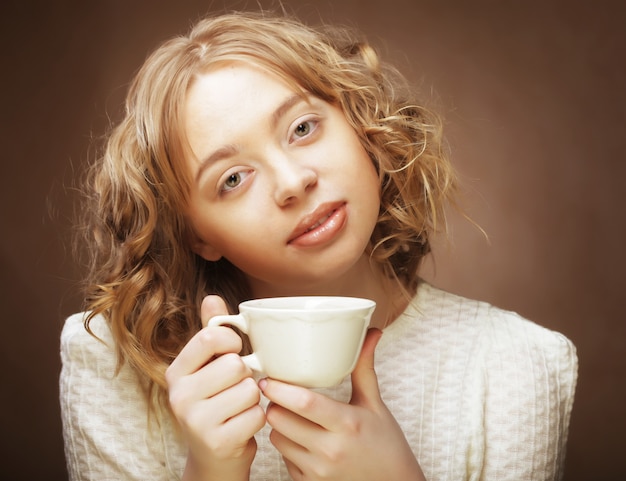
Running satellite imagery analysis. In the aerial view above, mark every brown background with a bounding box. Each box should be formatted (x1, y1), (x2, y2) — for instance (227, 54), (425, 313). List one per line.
(1, 1), (624, 480)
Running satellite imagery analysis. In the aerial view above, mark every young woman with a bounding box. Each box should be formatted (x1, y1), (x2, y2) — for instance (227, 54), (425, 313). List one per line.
(61, 11), (577, 481)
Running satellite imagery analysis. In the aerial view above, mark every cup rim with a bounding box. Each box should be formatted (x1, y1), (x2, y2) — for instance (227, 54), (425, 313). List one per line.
(239, 296), (376, 312)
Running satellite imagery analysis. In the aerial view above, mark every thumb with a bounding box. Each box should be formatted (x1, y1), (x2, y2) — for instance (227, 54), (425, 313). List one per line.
(350, 328), (383, 407)
(200, 295), (229, 328)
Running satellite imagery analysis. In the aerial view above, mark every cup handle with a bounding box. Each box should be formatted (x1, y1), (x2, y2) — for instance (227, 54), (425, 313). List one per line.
(207, 314), (263, 373)
(241, 353), (262, 372)
(208, 313), (248, 332)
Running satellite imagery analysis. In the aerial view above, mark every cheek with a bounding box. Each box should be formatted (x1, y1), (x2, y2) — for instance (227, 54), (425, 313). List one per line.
(357, 155), (382, 203)
(198, 206), (271, 256)
(362, 163), (383, 234)
(216, 236), (284, 281)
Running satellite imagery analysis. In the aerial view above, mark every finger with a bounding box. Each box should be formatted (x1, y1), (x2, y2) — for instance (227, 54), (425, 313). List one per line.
(349, 328), (383, 407)
(220, 402), (267, 446)
(260, 378), (347, 430)
(266, 401), (322, 448)
(209, 377), (262, 425)
(177, 352), (252, 402)
(189, 379), (265, 451)
(201, 295), (230, 327)
(166, 326), (242, 382)
(281, 456), (305, 481)
(268, 428), (309, 476)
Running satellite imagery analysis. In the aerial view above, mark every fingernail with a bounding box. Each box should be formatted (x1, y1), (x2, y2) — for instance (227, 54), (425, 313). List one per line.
(258, 378), (267, 392)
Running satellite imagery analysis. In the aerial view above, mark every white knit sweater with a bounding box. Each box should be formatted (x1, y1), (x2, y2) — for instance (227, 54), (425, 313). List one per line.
(60, 282), (577, 480)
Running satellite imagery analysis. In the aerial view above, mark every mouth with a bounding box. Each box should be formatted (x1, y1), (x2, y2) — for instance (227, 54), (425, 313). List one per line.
(287, 202), (347, 246)
(305, 212), (333, 232)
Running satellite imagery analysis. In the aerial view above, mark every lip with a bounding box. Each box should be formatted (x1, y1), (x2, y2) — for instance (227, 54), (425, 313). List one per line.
(287, 202), (347, 247)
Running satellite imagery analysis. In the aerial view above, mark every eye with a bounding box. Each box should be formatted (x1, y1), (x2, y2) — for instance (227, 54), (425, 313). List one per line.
(220, 170), (252, 193)
(290, 119), (318, 143)
(295, 121), (312, 136)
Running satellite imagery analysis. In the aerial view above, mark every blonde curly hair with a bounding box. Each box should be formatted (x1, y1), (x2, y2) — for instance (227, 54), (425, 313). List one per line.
(78, 11), (457, 408)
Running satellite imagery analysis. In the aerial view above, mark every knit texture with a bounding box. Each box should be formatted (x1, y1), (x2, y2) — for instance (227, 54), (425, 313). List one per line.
(60, 282), (577, 480)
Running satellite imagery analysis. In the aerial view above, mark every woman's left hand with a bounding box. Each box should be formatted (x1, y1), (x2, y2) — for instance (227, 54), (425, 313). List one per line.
(259, 329), (426, 481)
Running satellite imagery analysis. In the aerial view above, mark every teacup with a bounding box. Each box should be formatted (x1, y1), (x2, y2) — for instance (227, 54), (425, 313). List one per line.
(208, 296), (376, 388)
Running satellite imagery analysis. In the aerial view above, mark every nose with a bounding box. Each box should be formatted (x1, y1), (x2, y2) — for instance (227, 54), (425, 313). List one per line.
(270, 154), (318, 206)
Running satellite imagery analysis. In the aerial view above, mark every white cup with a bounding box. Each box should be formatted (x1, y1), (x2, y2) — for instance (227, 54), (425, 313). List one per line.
(208, 296), (376, 388)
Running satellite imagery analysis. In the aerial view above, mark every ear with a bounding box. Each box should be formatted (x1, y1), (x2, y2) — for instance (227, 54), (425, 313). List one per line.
(189, 235), (223, 262)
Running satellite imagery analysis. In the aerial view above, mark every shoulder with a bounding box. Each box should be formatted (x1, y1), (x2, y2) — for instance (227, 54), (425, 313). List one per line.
(404, 283), (578, 478)
(60, 313), (185, 479)
(415, 281), (577, 362)
(415, 282), (578, 429)
(61, 311), (113, 343)
(396, 282), (579, 405)
(60, 311), (137, 395)
(60, 312), (118, 373)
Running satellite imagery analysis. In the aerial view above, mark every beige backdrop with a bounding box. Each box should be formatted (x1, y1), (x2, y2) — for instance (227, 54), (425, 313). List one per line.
(1, 1), (624, 480)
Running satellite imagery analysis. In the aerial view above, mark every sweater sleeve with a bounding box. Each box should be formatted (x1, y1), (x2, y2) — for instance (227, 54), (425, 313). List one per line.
(479, 308), (578, 481)
(59, 313), (184, 481)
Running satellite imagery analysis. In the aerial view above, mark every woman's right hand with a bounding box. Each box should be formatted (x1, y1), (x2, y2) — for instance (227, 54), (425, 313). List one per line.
(165, 295), (266, 481)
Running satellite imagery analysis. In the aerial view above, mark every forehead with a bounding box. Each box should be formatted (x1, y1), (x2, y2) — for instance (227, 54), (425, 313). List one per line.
(182, 62), (310, 164)
(185, 63), (300, 126)
(191, 57), (304, 98)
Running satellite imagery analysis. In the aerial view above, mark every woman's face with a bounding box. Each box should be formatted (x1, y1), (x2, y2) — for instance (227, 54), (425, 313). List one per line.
(183, 62), (380, 297)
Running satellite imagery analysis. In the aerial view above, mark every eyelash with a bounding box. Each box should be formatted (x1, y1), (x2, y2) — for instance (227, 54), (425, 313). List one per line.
(220, 169), (253, 193)
(216, 117), (320, 195)
(289, 118), (319, 143)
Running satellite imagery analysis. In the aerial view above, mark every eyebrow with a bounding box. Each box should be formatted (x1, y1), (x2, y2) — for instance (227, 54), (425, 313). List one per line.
(270, 93), (307, 129)
(194, 93), (309, 184)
